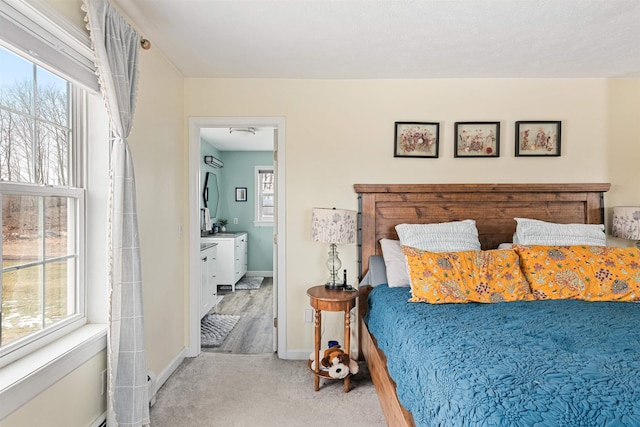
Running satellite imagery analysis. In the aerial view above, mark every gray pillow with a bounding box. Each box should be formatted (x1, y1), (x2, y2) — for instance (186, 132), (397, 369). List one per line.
(514, 218), (606, 246)
(368, 255), (388, 287)
(395, 220), (481, 252)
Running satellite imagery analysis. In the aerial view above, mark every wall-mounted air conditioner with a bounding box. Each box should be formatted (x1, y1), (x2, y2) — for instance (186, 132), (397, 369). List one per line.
(204, 155), (223, 168)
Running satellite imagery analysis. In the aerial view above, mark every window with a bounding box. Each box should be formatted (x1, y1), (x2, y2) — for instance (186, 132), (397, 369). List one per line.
(0, 44), (85, 366)
(255, 166), (274, 225)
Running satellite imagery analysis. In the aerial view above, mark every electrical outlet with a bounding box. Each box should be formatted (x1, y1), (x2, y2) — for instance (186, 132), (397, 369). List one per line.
(233, 218), (238, 224)
(304, 308), (314, 323)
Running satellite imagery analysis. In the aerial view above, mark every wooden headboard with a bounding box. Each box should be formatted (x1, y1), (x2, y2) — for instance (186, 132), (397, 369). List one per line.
(354, 183), (611, 279)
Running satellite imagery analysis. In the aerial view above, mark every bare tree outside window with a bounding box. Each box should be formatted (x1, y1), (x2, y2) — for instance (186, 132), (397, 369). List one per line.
(0, 45), (79, 349)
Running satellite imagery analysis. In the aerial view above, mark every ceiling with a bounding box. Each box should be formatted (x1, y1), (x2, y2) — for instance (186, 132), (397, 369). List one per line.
(116, 0), (640, 80)
(200, 127), (274, 151)
(114, 0), (640, 150)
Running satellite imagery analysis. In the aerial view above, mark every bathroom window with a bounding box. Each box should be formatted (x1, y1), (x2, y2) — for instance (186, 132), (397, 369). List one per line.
(254, 166), (274, 225)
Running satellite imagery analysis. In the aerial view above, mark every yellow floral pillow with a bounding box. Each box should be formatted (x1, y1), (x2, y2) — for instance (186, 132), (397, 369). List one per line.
(401, 246), (533, 304)
(513, 245), (640, 301)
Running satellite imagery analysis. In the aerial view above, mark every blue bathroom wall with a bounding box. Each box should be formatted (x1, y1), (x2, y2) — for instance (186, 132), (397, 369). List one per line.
(215, 150), (274, 274)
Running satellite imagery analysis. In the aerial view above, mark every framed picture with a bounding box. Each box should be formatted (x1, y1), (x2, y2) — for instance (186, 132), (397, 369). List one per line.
(515, 121), (561, 156)
(235, 187), (247, 202)
(454, 122), (500, 157)
(394, 122), (439, 158)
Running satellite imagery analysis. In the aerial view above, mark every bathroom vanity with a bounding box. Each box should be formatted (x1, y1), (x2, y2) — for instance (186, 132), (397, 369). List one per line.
(200, 242), (221, 317)
(201, 232), (248, 292)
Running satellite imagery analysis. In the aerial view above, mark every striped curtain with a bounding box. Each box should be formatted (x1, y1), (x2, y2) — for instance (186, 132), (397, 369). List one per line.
(82, 0), (149, 425)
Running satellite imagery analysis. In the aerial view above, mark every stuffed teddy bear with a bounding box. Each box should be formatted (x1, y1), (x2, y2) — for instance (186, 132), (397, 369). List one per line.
(309, 343), (359, 379)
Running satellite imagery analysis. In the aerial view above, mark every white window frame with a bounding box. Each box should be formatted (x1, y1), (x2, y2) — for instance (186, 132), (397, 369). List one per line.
(254, 166), (274, 227)
(0, 40), (89, 365)
(0, 1), (108, 419)
(0, 184), (85, 368)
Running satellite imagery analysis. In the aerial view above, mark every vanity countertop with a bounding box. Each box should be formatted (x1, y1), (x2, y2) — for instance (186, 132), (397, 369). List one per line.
(201, 231), (247, 239)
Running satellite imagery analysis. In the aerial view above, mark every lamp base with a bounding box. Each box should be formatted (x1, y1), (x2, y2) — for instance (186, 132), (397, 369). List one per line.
(324, 243), (344, 289)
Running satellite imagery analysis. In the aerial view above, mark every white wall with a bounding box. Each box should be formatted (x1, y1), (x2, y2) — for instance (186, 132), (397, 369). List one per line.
(606, 79), (640, 247)
(128, 41), (186, 377)
(184, 77), (637, 353)
(7, 0), (640, 423)
(1, 354), (107, 426)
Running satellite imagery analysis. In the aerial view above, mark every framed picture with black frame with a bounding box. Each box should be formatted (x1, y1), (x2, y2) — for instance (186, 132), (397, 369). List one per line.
(235, 187), (247, 202)
(394, 122), (440, 158)
(515, 121), (561, 157)
(454, 122), (500, 158)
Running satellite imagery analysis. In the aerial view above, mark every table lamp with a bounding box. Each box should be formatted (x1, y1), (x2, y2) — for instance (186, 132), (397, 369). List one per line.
(311, 207), (357, 289)
(612, 206), (640, 248)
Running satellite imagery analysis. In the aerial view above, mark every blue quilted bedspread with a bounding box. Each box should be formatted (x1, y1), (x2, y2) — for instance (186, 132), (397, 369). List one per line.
(365, 285), (640, 427)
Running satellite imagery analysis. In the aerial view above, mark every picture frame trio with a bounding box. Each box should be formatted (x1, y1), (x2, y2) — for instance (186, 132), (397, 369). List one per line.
(394, 121), (561, 158)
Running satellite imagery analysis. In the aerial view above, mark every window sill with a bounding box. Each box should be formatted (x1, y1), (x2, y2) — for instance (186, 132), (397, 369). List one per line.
(253, 221), (274, 227)
(0, 324), (108, 420)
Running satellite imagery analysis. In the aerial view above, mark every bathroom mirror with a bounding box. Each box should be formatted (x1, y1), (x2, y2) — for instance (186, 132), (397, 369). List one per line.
(202, 172), (219, 217)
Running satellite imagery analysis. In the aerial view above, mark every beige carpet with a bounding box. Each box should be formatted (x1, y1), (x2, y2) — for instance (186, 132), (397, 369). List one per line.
(150, 352), (386, 427)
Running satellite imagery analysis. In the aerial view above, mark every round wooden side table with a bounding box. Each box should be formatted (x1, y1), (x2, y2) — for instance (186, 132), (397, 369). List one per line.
(306, 285), (359, 392)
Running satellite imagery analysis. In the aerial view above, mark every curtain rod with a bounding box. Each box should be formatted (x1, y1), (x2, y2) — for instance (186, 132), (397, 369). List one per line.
(140, 37), (151, 50)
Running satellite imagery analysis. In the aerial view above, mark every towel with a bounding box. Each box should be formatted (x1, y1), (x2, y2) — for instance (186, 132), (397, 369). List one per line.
(202, 208), (212, 232)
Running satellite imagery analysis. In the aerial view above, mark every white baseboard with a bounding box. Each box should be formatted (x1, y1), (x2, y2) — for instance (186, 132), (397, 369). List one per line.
(88, 348), (186, 424)
(281, 349), (314, 360)
(246, 271), (273, 277)
(151, 348), (186, 405)
(89, 411), (106, 427)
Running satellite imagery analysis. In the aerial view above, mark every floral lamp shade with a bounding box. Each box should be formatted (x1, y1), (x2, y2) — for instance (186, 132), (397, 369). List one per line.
(311, 208), (357, 244)
(612, 207), (640, 244)
(311, 207), (357, 288)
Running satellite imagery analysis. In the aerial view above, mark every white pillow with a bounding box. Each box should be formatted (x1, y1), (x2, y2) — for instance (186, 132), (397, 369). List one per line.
(395, 220), (481, 252)
(379, 239), (410, 287)
(514, 218), (606, 246)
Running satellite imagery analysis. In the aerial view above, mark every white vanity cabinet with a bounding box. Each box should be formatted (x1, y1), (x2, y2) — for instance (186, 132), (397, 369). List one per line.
(234, 234), (248, 285)
(200, 243), (219, 318)
(201, 232), (248, 292)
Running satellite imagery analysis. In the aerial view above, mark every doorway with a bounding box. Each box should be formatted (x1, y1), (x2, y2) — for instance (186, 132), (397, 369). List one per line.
(187, 117), (286, 358)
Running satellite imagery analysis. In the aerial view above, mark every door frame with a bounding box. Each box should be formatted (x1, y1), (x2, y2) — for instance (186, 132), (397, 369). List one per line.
(187, 116), (286, 357)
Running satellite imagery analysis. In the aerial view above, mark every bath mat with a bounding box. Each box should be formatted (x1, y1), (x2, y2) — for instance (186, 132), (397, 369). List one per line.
(201, 314), (240, 347)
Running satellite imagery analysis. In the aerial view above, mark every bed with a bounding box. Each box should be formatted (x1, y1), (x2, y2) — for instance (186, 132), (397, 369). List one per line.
(354, 183), (640, 426)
